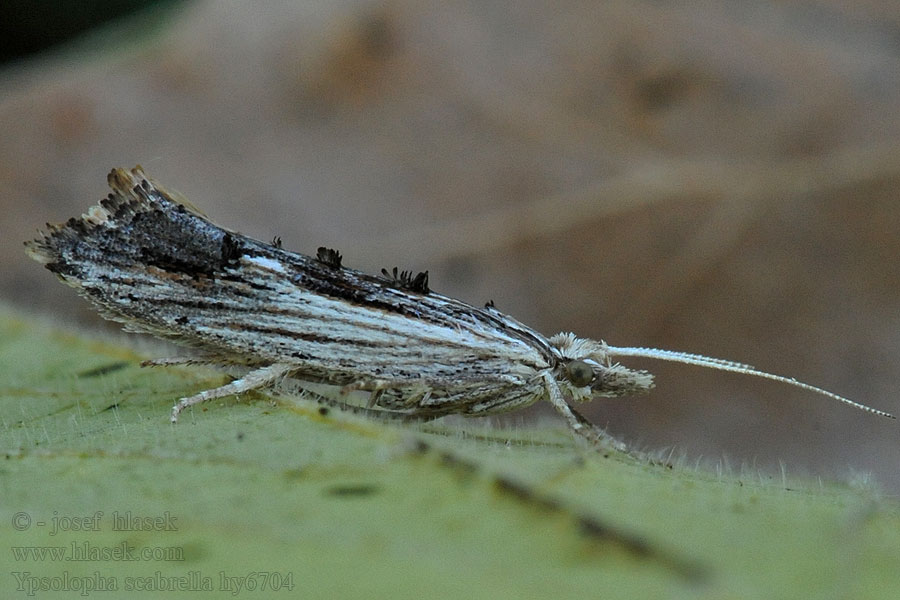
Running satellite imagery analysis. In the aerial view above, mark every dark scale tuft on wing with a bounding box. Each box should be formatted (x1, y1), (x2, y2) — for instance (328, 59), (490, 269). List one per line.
(25, 166), (240, 282)
(221, 233), (245, 266)
(316, 247), (343, 269)
(380, 266), (430, 294)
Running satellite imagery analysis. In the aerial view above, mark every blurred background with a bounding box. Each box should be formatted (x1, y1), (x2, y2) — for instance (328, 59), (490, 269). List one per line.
(1, 0), (898, 490)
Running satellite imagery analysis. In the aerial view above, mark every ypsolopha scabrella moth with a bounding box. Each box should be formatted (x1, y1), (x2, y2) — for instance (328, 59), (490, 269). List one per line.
(26, 167), (894, 452)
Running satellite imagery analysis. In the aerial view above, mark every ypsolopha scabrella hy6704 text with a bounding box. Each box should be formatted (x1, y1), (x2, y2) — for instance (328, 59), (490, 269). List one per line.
(25, 167), (894, 452)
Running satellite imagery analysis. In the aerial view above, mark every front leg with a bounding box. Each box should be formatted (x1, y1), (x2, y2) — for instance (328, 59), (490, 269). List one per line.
(541, 372), (630, 454)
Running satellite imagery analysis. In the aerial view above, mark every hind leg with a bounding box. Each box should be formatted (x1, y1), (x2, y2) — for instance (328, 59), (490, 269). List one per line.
(170, 363), (295, 422)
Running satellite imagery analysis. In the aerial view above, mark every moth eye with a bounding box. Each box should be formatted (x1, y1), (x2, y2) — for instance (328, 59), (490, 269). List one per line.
(565, 360), (594, 387)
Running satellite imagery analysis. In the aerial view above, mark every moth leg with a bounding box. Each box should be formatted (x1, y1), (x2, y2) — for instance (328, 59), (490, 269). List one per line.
(336, 380), (453, 422)
(142, 357), (210, 367)
(542, 372), (629, 454)
(366, 389), (384, 409)
(340, 381), (418, 411)
(361, 388), (434, 409)
(171, 363), (295, 423)
(340, 379), (395, 394)
(567, 405), (632, 454)
(342, 378), (463, 396)
(314, 393), (446, 423)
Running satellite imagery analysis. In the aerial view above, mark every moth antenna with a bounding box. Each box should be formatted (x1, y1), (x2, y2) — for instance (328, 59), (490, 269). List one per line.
(603, 345), (895, 419)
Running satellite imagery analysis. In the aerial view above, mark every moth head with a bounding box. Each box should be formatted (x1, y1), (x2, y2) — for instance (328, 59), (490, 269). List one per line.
(549, 333), (655, 401)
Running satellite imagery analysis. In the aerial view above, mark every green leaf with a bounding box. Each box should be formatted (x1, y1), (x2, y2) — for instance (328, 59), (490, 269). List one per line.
(2, 304), (898, 598)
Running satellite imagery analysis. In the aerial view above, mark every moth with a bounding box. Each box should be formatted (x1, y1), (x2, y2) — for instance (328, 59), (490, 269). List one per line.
(25, 166), (894, 452)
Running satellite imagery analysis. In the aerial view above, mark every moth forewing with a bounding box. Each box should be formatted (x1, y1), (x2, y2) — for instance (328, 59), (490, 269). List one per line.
(25, 166), (894, 453)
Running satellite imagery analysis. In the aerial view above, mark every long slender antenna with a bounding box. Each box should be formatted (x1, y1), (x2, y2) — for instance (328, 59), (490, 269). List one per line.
(604, 345), (895, 419)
